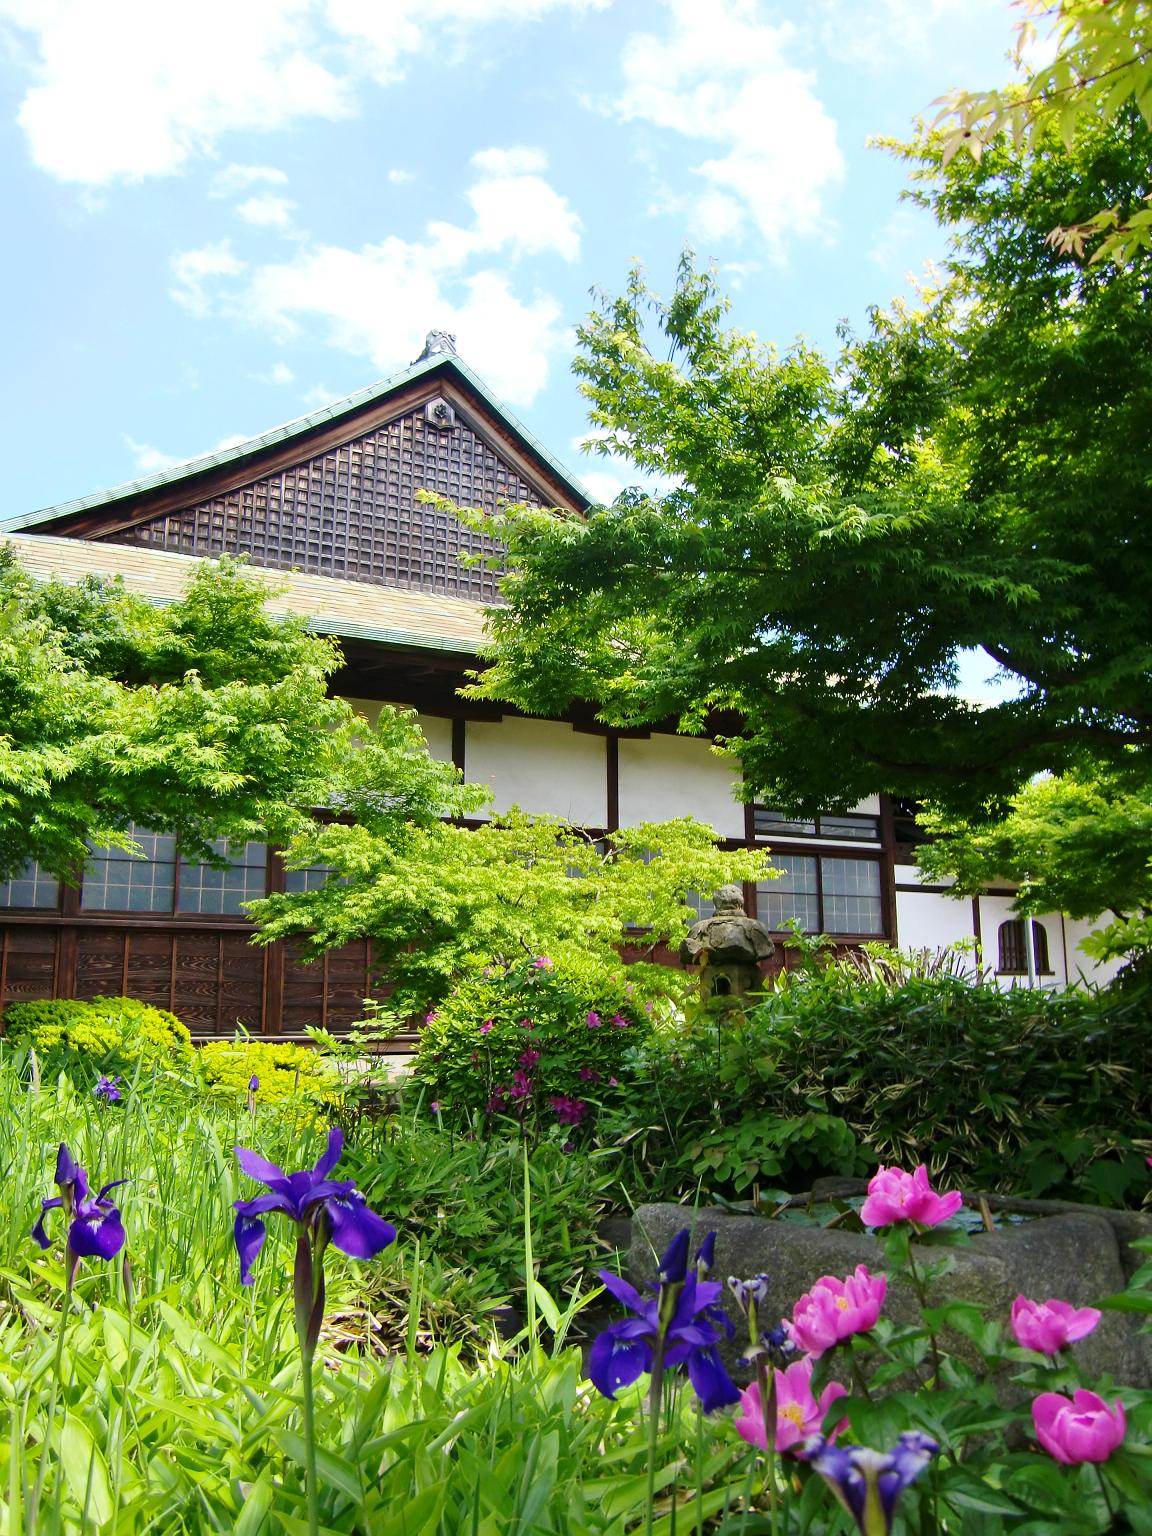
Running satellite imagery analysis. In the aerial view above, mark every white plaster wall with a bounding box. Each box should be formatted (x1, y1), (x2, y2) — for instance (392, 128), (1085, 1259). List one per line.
(851, 794), (882, 816)
(465, 718), (607, 825)
(975, 896), (1065, 989)
(1061, 915), (1125, 988)
(617, 736), (746, 838)
(339, 698), (454, 762)
(894, 888), (975, 958)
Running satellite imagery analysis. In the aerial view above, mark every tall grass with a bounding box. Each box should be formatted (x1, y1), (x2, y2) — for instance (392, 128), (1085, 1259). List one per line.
(0, 1055), (745, 1534)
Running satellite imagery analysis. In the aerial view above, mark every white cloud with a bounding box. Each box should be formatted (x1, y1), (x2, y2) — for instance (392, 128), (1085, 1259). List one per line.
(169, 240), (247, 316)
(170, 149), (579, 405)
(125, 430), (251, 475)
(252, 361), (296, 385)
(816, 0), (1008, 71)
(209, 163), (290, 198)
(387, 168), (415, 185)
(237, 192), (298, 229)
(0, 0), (606, 186)
(613, 0), (844, 259)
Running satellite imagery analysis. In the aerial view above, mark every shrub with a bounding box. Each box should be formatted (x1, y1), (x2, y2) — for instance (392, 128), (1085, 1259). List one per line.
(412, 952), (683, 1133)
(604, 964), (1152, 1207)
(199, 1038), (338, 1105)
(2, 994), (194, 1079)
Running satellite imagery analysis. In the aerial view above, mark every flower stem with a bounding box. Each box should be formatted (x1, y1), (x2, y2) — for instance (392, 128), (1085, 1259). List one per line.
(300, 1345), (320, 1536)
(1093, 1463), (1117, 1522)
(645, 1345), (666, 1536)
(906, 1242), (942, 1386)
(754, 1357), (778, 1536)
(29, 1259), (74, 1532)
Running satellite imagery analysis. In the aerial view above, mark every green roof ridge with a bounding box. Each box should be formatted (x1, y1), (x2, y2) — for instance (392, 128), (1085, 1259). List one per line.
(2, 352), (591, 532)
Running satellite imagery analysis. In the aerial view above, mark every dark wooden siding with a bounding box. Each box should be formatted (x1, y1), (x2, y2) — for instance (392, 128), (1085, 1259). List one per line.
(0, 917), (374, 1040)
(102, 401), (529, 601)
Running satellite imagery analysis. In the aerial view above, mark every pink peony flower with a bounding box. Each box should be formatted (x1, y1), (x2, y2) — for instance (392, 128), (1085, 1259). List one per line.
(1032, 1391), (1126, 1465)
(1011, 1296), (1101, 1354)
(789, 1265), (887, 1359)
(530, 956), (553, 970)
(860, 1165), (963, 1228)
(586, 1012), (602, 1029)
(735, 1360), (848, 1457)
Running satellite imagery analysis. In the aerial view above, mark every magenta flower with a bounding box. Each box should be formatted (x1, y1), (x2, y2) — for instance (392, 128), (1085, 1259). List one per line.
(548, 1095), (587, 1126)
(1032, 1391), (1126, 1465)
(530, 956), (553, 970)
(586, 1011), (602, 1029)
(735, 1359), (848, 1457)
(1011, 1296), (1101, 1354)
(33, 1144), (127, 1277)
(788, 1265), (887, 1359)
(578, 1066), (601, 1084)
(509, 1068), (533, 1102)
(519, 1017), (536, 1030)
(519, 1048), (542, 1069)
(479, 1019), (493, 1035)
(860, 1165), (963, 1228)
(486, 1088), (506, 1112)
(611, 1013), (630, 1028)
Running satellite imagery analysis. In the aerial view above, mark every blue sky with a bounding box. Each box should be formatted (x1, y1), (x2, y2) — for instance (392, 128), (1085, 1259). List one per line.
(0, 0), (1026, 520)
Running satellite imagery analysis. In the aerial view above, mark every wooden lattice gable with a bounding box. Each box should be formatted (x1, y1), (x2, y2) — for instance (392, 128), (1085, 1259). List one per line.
(3, 352), (589, 604)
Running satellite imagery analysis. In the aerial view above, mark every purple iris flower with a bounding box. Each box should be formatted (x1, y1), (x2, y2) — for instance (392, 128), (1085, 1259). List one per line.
(248, 1074), (260, 1093)
(809, 1432), (939, 1535)
(232, 1126), (395, 1286)
(32, 1144), (126, 1277)
(94, 1075), (122, 1103)
(588, 1229), (740, 1413)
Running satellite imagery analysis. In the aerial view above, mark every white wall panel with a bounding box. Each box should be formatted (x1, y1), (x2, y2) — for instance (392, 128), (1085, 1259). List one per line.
(894, 889), (975, 960)
(617, 736), (746, 838)
(465, 718), (607, 825)
(340, 698), (454, 762)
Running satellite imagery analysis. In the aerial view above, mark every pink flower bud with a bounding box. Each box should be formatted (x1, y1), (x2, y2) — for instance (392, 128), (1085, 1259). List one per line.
(788, 1265), (887, 1358)
(860, 1165), (963, 1228)
(1032, 1390), (1125, 1465)
(1012, 1296), (1101, 1354)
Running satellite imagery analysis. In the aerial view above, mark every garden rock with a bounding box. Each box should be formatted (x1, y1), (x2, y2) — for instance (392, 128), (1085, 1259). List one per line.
(630, 1203), (1152, 1387)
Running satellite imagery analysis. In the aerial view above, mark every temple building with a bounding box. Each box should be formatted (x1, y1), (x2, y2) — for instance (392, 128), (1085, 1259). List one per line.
(0, 339), (1119, 1038)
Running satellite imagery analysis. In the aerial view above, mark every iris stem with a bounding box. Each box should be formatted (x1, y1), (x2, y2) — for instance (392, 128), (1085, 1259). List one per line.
(29, 1258), (74, 1533)
(645, 1343), (666, 1536)
(301, 1343), (320, 1536)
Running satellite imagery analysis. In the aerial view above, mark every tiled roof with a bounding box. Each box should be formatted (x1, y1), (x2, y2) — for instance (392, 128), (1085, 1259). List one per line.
(2, 532), (489, 653)
(0, 351), (590, 533)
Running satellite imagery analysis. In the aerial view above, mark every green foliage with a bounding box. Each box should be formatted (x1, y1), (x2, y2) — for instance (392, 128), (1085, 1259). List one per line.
(444, 108), (1152, 934)
(252, 809), (764, 1011)
(606, 963), (1152, 1207)
(0, 549), (474, 880)
(412, 952), (681, 1126)
(684, 1109), (863, 1195)
(934, 1), (1152, 265)
(199, 1037), (338, 1105)
(349, 1108), (622, 1315)
(2, 994), (193, 1079)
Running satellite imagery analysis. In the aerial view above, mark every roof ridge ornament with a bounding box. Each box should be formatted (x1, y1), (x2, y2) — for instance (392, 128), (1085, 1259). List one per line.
(415, 329), (458, 361)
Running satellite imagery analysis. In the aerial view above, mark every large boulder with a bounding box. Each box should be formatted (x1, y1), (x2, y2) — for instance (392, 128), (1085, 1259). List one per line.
(631, 1204), (1152, 1387)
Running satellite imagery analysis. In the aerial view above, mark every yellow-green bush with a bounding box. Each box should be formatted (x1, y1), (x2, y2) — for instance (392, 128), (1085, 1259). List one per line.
(2, 995), (193, 1078)
(199, 1038), (338, 1105)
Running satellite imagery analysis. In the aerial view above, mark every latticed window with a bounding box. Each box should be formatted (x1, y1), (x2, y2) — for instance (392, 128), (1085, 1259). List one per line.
(178, 842), (268, 915)
(756, 854), (884, 936)
(0, 861), (61, 910)
(997, 919), (1052, 975)
(81, 832), (178, 912)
